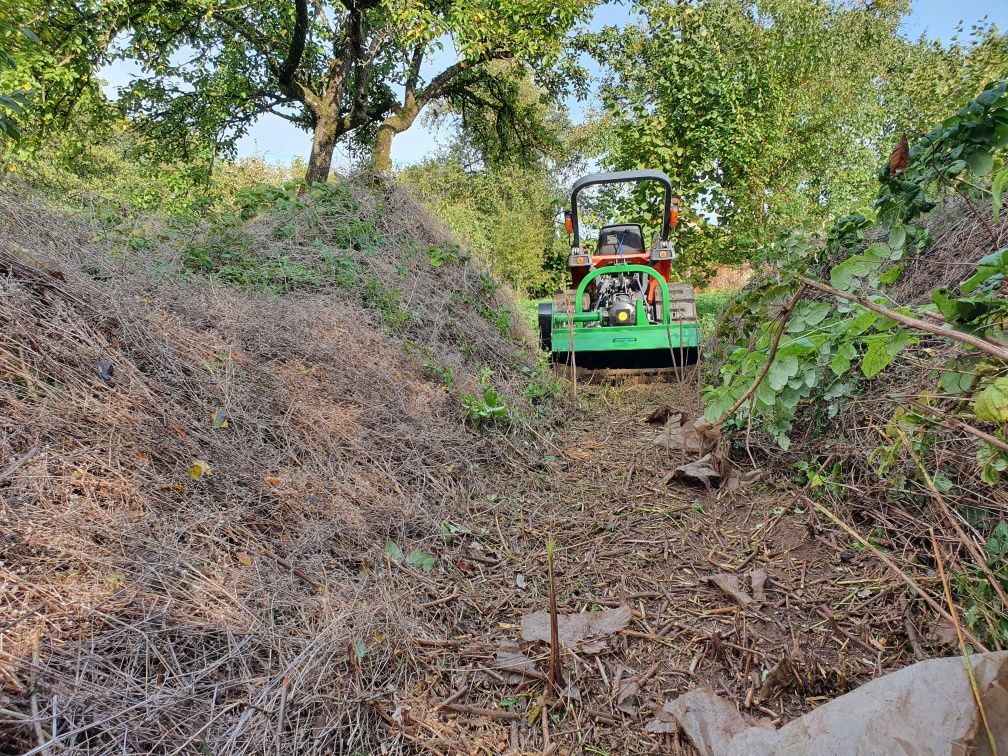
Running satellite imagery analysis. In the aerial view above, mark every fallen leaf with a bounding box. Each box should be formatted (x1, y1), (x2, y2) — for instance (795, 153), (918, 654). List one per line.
(495, 644), (542, 681)
(653, 415), (704, 453)
(188, 459), (211, 480)
(672, 454), (725, 490)
(384, 540), (404, 563)
(98, 360), (114, 382)
(167, 421), (188, 439)
(750, 569), (768, 604)
(236, 551), (253, 567)
(760, 657), (798, 698)
(645, 404), (679, 425)
(723, 466), (763, 491)
(559, 685), (581, 702)
(520, 605), (631, 653)
(708, 573), (753, 606)
(928, 617), (958, 647)
(211, 408), (229, 428)
(264, 476), (282, 486)
(645, 706), (680, 734)
(406, 549), (436, 573)
(615, 671), (641, 715)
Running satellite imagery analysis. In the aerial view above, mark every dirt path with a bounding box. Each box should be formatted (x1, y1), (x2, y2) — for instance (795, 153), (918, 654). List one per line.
(381, 377), (909, 753)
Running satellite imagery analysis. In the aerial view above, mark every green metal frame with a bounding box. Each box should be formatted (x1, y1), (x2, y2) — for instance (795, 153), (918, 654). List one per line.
(551, 264), (700, 353)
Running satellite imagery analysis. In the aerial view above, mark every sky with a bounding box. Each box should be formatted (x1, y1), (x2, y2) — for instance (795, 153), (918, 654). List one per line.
(98, 0), (1008, 171)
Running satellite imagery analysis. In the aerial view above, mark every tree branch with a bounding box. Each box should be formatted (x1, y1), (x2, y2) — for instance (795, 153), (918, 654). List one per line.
(404, 43), (424, 100)
(702, 284), (808, 429)
(798, 276), (1008, 362)
(278, 0), (310, 87)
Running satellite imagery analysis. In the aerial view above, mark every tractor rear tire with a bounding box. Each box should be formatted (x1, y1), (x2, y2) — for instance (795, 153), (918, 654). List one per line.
(537, 302), (553, 353)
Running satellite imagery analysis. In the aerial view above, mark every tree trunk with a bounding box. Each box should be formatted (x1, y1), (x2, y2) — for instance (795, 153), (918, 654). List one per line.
(305, 111), (339, 184)
(372, 122), (396, 173)
(371, 95), (422, 173)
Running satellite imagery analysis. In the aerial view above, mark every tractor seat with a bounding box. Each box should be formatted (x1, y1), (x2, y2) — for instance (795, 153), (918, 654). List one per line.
(597, 224), (644, 255)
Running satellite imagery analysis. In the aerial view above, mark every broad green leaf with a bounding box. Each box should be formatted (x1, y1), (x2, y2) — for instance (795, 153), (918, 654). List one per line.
(864, 242), (892, 261)
(974, 377), (1008, 423)
(830, 255), (877, 290)
(406, 549), (436, 573)
(985, 521), (1008, 557)
(878, 265), (903, 285)
(754, 377), (777, 407)
(831, 341), (857, 376)
(961, 249), (1008, 293)
(861, 338), (892, 378)
(385, 539), (404, 563)
(939, 369), (974, 395)
(846, 309), (879, 336)
(887, 225), (906, 252)
(994, 169), (1008, 225)
(768, 354), (800, 390)
(964, 149), (994, 177)
(802, 302), (831, 327)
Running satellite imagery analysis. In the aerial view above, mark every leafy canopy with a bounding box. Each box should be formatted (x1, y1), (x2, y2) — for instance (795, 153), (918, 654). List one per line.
(588, 0), (1006, 280)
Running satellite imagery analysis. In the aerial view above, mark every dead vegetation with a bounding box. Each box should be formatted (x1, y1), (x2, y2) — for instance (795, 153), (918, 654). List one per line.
(0, 179), (549, 754)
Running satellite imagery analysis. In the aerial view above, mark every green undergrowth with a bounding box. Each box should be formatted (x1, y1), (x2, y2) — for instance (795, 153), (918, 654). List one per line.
(19, 162), (560, 433)
(706, 80), (1008, 647)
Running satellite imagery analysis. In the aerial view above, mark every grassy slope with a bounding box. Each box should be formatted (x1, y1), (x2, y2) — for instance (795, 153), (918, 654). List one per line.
(0, 176), (562, 753)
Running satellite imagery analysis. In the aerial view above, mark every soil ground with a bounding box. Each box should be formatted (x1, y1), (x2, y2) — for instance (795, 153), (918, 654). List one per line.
(377, 372), (915, 753)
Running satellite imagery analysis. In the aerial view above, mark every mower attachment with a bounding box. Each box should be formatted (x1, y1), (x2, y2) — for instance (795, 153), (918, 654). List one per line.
(539, 170), (700, 371)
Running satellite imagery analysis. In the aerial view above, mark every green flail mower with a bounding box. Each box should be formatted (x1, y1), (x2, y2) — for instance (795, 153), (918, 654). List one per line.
(537, 169), (700, 370)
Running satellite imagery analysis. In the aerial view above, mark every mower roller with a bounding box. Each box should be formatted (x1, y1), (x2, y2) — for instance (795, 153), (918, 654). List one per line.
(538, 169), (700, 371)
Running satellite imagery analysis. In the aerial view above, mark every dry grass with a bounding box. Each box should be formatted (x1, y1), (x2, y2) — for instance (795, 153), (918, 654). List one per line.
(0, 177), (546, 754)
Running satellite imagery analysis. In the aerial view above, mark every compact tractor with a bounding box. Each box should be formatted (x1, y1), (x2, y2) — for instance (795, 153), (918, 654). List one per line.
(537, 169), (699, 370)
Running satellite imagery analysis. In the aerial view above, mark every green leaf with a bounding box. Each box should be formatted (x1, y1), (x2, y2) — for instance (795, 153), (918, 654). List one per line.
(993, 169), (1008, 225)
(802, 302), (831, 327)
(861, 338), (893, 378)
(887, 225), (906, 252)
(830, 255), (877, 290)
(975, 377), (1008, 423)
(959, 249), (1008, 294)
(385, 539), (404, 563)
(931, 289), (959, 319)
(985, 521), (1008, 558)
(964, 149), (994, 177)
(830, 341), (857, 376)
(406, 549), (436, 573)
(768, 354), (800, 390)
(864, 242), (893, 261)
(939, 368), (974, 395)
(846, 309), (879, 336)
(755, 377), (777, 407)
(878, 265), (903, 285)
(352, 638), (367, 661)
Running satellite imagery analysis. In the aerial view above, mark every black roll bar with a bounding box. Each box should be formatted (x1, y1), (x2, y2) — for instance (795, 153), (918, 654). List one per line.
(569, 169), (674, 248)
